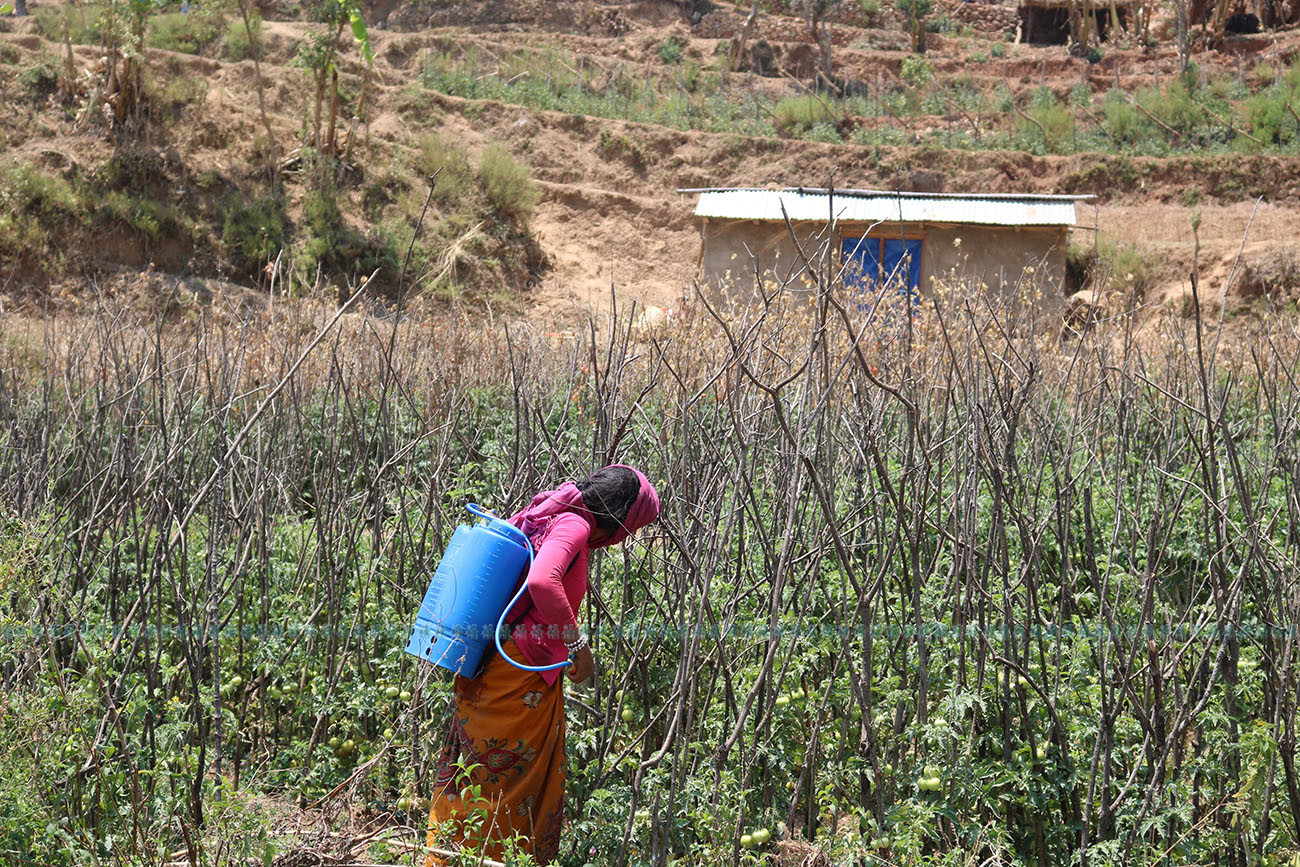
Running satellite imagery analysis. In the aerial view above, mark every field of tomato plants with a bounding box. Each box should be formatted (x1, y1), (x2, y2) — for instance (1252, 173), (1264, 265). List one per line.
(0, 267), (1298, 866)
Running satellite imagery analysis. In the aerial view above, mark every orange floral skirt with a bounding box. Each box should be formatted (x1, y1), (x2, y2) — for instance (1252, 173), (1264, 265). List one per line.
(425, 639), (566, 866)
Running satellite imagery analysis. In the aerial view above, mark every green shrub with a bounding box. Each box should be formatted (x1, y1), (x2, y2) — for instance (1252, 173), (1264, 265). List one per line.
(900, 54), (935, 87)
(416, 133), (472, 203)
(0, 162), (80, 221)
(356, 225), (403, 284)
(682, 59), (702, 93)
(857, 0), (880, 20)
(1086, 46), (1103, 64)
(990, 40), (1006, 58)
(17, 56), (60, 103)
(1140, 78), (1200, 135)
(1067, 237), (1151, 293)
(992, 82), (1014, 112)
(222, 10), (262, 62)
(0, 162), (80, 264)
(33, 4), (104, 44)
(773, 94), (842, 135)
(658, 36), (685, 65)
(925, 12), (956, 32)
(477, 145), (540, 222)
(1020, 88), (1073, 153)
(970, 51), (987, 64)
(296, 188), (366, 284)
(1243, 89), (1295, 145)
(1094, 236), (1152, 291)
(99, 191), (172, 239)
(222, 192), (287, 273)
(598, 130), (648, 170)
(147, 11), (222, 55)
(1102, 89), (1143, 143)
(289, 186), (402, 288)
(157, 76), (207, 108)
(803, 121), (843, 143)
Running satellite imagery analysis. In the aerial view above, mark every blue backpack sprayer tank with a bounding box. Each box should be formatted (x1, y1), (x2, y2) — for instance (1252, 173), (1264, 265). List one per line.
(405, 503), (571, 676)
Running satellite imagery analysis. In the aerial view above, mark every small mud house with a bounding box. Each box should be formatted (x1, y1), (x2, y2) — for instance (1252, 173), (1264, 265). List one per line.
(1016, 0), (1136, 43)
(687, 187), (1088, 308)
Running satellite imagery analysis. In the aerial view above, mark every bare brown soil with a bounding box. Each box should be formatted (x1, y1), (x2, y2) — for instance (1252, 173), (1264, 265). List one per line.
(1, 0), (1299, 318)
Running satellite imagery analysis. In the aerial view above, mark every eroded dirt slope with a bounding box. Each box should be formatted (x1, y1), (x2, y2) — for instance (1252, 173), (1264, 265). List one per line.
(1, 0), (1298, 315)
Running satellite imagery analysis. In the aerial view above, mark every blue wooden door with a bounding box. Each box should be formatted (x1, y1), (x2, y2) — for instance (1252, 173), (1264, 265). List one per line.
(841, 236), (881, 292)
(841, 237), (921, 307)
(881, 238), (922, 304)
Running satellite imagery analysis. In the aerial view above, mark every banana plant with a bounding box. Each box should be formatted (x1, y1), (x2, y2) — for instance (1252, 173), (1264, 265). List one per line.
(293, 0), (372, 161)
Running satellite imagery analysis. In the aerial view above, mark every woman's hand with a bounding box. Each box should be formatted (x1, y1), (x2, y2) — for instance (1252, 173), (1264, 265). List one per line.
(566, 645), (594, 683)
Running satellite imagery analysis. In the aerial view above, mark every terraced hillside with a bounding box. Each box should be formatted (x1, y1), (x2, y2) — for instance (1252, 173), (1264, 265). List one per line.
(1, 0), (1298, 317)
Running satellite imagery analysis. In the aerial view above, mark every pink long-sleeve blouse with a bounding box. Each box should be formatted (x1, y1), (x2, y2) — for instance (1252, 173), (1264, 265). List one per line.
(504, 511), (593, 685)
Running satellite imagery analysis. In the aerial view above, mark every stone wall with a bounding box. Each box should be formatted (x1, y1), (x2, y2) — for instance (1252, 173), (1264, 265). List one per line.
(692, 8), (870, 46)
(941, 0), (1021, 35)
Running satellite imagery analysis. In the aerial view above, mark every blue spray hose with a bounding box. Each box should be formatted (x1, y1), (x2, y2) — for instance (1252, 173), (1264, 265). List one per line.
(467, 504), (571, 673)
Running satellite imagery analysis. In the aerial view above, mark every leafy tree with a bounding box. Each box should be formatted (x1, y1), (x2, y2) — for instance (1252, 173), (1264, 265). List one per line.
(293, 0), (373, 162)
(895, 0), (931, 53)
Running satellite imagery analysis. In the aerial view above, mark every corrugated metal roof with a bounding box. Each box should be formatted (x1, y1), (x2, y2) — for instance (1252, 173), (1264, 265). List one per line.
(685, 188), (1087, 227)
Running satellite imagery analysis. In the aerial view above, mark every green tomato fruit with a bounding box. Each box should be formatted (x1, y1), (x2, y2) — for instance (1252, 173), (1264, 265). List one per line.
(621, 708), (636, 723)
(1017, 675), (1029, 689)
(383, 728), (395, 740)
(740, 834), (754, 849)
(752, 828), (771, 845)
(328, 736), (341, 749)
(396, 797), (411, 811)
(230, 675), (242, 688)
(385, 686), (400, 699)
(920, 776), (942, 791)
(1035, 746), (1048, 760)
(400, 690), (412, 702)
(775, 695), (790, 708)
(924, 764), (939, 778)
(786, 780), (795, 791)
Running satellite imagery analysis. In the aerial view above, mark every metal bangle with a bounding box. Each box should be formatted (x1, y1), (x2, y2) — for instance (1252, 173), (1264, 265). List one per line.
(564, 634), (588, 654)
